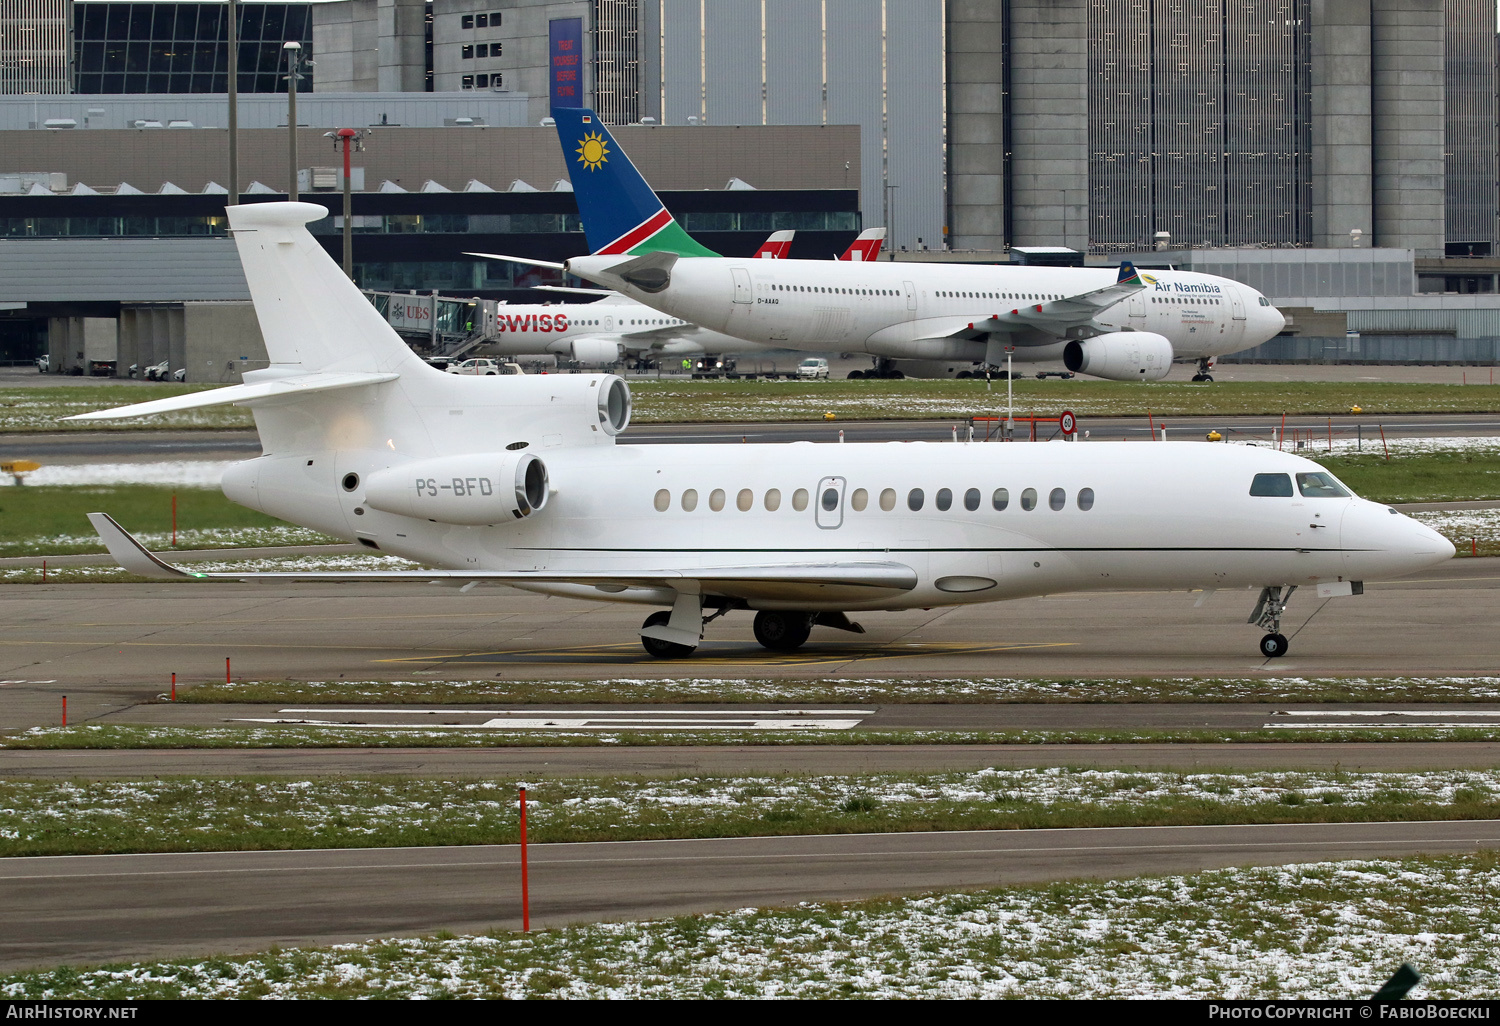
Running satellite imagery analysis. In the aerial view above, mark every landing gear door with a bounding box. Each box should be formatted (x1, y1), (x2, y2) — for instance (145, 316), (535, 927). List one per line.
(731, 267), (753, 304)
(815, 475), (846, 529)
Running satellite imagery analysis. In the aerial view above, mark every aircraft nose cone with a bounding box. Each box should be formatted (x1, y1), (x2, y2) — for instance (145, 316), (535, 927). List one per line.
(1342, 501), (1455, 579)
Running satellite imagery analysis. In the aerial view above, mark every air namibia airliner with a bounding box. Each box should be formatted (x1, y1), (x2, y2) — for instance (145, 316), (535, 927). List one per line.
(68, 201), (1449, 660)
(554, 108), (1286, 382)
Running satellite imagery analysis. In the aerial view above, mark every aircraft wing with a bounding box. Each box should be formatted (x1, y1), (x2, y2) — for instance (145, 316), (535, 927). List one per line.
(988, 261), (1147, 336)
(63, 372), (400, 422)
(86, 513), (917, 603)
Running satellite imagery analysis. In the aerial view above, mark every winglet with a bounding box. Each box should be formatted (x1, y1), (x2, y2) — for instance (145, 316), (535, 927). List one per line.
(1117, 261), (1143, 286)
(86, 513), (199, 580)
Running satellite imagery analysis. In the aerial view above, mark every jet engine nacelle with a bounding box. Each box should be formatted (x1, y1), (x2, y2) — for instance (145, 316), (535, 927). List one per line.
(1063, 332), (1174, 381)
(568, 336), (625, 364)
(364, 451), (549, 524)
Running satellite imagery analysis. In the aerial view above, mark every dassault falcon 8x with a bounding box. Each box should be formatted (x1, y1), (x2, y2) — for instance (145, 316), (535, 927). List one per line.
(69, 201), (1451, 660)
(553, 107), (1287, 383)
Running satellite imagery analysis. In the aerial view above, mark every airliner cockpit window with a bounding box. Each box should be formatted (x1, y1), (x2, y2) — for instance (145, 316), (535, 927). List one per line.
(1249, 473), (1294, 497)
(1296, 472), (1351, 498)
(1259, 297), (1271, 306)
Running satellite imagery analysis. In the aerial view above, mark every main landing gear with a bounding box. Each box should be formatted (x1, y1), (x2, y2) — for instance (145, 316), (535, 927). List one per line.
(1248, 585), (1296, 658)
(1191, 358), (1215, 383)
(848, 358), (905, 380)
(638, 605), (865, 658)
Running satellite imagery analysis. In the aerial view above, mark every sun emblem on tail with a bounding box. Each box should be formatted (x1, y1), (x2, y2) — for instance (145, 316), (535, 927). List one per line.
(576, 132), (610, 171)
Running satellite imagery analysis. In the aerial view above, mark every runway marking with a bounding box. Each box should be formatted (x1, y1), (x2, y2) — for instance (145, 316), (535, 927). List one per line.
(232, 717), (865, 731)
(378, 640), (1075, 667)
(0, 680), (56, 685)
(232, 708), (870, 730)
(1265, 710), (1500, 729)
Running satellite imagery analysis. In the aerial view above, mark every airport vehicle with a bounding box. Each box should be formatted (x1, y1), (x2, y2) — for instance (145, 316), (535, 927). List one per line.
(553, 108), (1284, 382)
(71, 201), (1452, 661)
(446, 358), (502, 375)
(34, 355), (48, 373)
(796, 358), (830, 379)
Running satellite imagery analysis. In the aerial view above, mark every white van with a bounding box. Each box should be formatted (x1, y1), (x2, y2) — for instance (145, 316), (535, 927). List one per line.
(796, 358), (830, 380)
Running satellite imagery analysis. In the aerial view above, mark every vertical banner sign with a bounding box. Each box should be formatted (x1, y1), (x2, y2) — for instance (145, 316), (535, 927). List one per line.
(549, 18), (583, 112)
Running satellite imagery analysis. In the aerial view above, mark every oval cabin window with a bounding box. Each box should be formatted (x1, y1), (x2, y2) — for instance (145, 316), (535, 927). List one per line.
(850, 488), (868, 512)
(792, 488), (810, 512)
(737, 488), (753, 511)
(936, 488), (952, 511)
(964, 488), (980, 511)
(1049, 488), (1066, 511)
(764, 488), (782, 511)
(709, 488), (726, 512)
(908, 488), (925, 511)
(653, 489), (670, 512)
(1020, 488), (1037, 511)
(681, 488), (698, 512)
(993, 488), (1009, 511)
(1077, 487), (1095, 511)
(880, 488), (896, 511)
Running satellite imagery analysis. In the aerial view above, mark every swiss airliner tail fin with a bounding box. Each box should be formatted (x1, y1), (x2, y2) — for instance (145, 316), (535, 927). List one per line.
(551, 107), (719, 259)
(228, 201), (424, 375)
(839, 228), (886, 262)
(754, 230), (794, 259)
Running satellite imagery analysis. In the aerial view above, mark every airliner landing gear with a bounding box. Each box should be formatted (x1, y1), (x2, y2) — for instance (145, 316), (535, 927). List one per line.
(849, 359), (904, 380)
(753, 610), (813, 652)
(1248, 585), (1296, 658)
(1191, 358), (1215, 383)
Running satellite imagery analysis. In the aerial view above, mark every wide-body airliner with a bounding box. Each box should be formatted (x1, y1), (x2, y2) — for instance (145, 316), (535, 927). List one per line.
(553, 108), (1286, 383)
(72, 201), (1451, 660)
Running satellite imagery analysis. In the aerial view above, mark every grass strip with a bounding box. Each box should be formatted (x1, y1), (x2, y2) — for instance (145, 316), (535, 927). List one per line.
(8, 380), (1500, 433)
(178, 674), (1500, 705)
(2, 851), (1495, 998)
(1, 768), (1499, 858)
(0, 484), (334, 557)
(1322, 448), (1500, 505)
(6, 724), (1500, 750)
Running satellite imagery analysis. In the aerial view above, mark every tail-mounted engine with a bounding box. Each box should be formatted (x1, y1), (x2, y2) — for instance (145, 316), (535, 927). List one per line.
(364, 450), (549, 524)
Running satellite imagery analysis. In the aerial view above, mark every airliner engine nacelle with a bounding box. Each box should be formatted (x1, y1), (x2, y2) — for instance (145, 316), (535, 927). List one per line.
(1063, 332), (1174, 381)
(569, 337), (625, 364)
(364, 451), (549, 524)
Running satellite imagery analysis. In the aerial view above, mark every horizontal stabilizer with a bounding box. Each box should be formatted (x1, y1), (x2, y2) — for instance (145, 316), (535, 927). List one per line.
(86, 513), (918, 600)
(464, 251), (568, 272)
(63, 371), (399, 421)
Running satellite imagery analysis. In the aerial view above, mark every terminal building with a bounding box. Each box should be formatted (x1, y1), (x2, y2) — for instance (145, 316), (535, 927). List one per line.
(0, 0), (1498, 372)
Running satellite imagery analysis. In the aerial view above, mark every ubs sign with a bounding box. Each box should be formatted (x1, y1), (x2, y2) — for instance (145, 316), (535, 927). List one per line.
(387, 296), (433, 332)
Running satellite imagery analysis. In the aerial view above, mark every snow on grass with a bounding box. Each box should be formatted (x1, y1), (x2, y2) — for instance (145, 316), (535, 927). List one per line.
(14, 524), (337, 553)
(188, 674), (1500, 705)
(1, 551), (413, 583)
(0, 461), (236, 488)
(3, 853), (1496, 998)
(2, 767), (1498, 857)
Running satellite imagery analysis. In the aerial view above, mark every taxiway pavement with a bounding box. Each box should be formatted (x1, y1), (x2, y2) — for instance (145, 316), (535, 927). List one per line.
(3, 819), (1495, 972)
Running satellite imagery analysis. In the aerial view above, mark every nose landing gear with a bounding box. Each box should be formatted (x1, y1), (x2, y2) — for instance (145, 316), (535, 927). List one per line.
(1191, 357), (1215, 383)
(1249, 585), (1296, 658)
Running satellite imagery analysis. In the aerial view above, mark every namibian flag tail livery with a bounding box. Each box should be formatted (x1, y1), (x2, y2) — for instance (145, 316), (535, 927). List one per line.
(552, 107), (720, 259)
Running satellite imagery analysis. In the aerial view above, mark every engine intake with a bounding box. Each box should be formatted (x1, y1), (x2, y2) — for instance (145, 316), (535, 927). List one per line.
(363, 451), (549, 525)
(1063, 332), (1174, 381)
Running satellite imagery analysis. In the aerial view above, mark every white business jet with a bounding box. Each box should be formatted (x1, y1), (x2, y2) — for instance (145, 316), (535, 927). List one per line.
(551, 108), (1285, 383)
(70, 201), (1451, 660)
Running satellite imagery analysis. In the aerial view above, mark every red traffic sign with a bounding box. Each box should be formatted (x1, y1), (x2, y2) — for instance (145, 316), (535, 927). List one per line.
(1059, 410), (1077, 435)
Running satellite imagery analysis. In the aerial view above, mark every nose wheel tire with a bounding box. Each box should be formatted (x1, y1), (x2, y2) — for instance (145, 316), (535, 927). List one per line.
(1259, 633), (1289, 658)
(640, 610), (696, 659)
(753, 610), (813, 652)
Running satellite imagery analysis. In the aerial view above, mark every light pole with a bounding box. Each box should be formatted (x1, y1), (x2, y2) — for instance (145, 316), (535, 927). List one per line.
(327, 128), (364, 279)
(227, 0), (237, 203)
(282, 41), (310, 201)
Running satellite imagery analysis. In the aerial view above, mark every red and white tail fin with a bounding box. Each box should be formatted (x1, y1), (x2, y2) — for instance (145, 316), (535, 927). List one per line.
(754, 230), (795, 259)
(839, 228), (886, 262)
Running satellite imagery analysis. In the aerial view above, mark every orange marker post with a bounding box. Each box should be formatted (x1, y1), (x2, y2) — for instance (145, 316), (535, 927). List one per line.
(519, 783), (531, 932)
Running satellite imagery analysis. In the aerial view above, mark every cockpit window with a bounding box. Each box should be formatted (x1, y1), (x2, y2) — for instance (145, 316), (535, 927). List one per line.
(1258, 297), (1270, 307)
(1296, 472), (1351, 498)
(1249, 473), (1294, 497)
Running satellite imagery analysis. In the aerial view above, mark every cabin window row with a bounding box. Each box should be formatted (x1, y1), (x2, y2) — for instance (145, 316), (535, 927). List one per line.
(652, 486), (1096, 513)
(1153, 296), (1221, 305)
(937, 290), (1059, 301)
(772, 284), (898, 296)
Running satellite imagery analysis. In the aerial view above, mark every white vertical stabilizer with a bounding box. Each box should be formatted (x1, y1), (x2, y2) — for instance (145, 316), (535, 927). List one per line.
(227, 202), (424, 375)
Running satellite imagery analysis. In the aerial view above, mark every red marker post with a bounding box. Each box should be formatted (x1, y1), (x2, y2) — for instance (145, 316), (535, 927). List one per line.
(518, 783), (531, 932)
(171, 493), (177, 548)
(226, 657), (231, 684)
(171, 672), (177, 702)
(61, 695), (67, 727)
